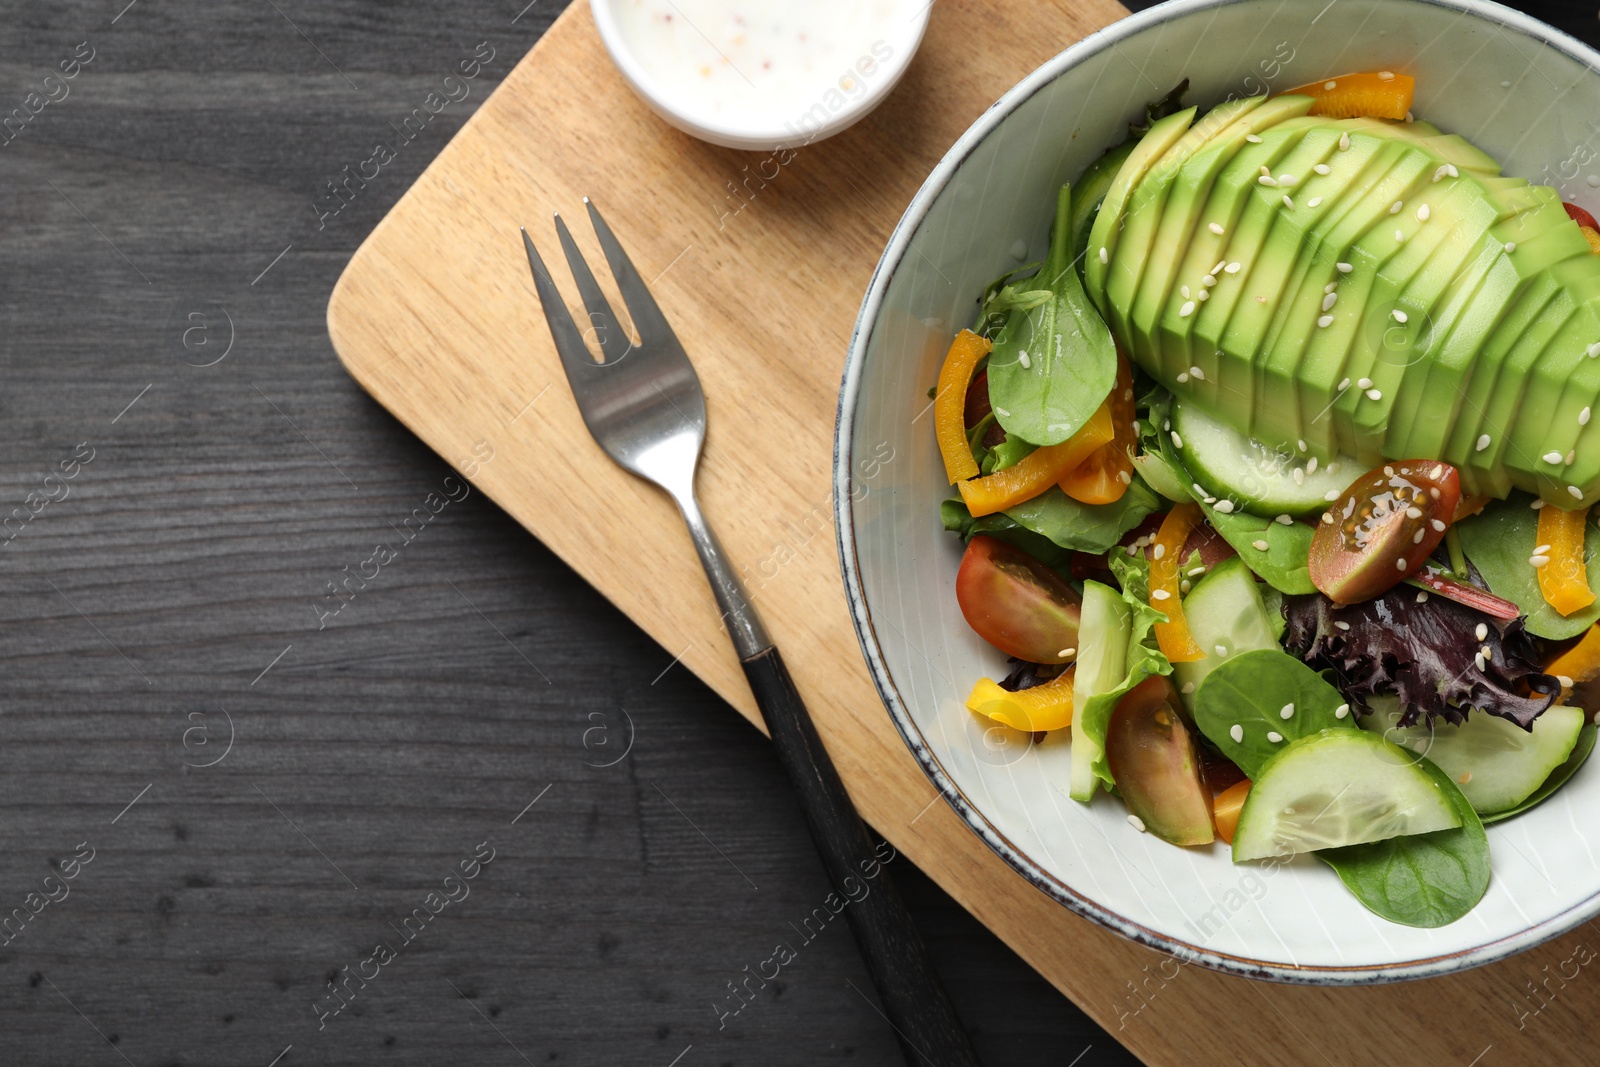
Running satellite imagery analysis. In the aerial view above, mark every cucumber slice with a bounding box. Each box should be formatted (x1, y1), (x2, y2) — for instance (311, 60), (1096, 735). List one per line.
(1171, 397), (1356, 519)
(1172, 557), (1281, 702)
(1232, 728), (1462, 862)
(1071, 580), (1132, 801)
(1359, 696), (1586, 815)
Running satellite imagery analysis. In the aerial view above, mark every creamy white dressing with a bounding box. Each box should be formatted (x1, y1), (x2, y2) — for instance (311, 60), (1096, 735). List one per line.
(610, 0), (910, 133)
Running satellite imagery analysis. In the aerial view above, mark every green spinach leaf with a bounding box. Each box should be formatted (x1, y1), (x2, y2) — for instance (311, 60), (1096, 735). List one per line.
(986, 183), (1117, 447)
(940, 480), (1161, 558)
(1455, 494), (1600, 640)
(1319, 757), (1490, 928)
(1482, 723), (1597, 825)
(1192, 649), (1353, 778)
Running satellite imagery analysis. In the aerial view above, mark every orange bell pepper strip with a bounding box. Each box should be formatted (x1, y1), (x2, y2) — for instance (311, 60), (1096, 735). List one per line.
(1211, 780), (1250, 845)
(1548, 623), (1600, 688)
(1059, 353), (1136, 505)
(1536, 504), (1595, 617)
(1279, 70), (1414, 120)
(1149, 503), (1207, 663)
(935, 329), (991, 484)
(965, 668), (1075, 732)
(957, 404), (1114, 517)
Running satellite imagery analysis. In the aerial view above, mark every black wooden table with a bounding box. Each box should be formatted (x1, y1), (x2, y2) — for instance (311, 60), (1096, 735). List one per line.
(0, 2), (1593, 1065)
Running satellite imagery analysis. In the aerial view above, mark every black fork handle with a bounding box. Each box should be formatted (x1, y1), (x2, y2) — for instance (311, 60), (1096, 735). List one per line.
(741, 645), (983, 1067)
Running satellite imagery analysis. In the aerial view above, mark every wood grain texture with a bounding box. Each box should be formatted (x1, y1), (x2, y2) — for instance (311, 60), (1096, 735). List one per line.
(0, 1), (1138, 1065)
(329, 1), (1600, 1066)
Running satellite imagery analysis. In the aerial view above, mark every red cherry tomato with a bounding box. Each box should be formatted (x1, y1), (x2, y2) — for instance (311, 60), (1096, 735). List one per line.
(1309, 460), (1461, 605)
(1105, 676), (1214, 847)
(1565, 202), (1600, 231)
(955, 535), (1082, 663)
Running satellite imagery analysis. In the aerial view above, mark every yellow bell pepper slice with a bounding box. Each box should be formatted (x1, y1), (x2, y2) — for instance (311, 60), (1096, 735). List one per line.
(965, 668), (1075, 732)
(1150, 503), (1207, 663)
(1536, 504), (1595, 617)
(957, 404), (1114, 517)
(935, 329), (990, 484)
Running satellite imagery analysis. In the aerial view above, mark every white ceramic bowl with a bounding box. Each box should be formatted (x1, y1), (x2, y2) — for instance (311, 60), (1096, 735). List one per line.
(836, 0), (1600, 983)
(591, 0), (931, 151)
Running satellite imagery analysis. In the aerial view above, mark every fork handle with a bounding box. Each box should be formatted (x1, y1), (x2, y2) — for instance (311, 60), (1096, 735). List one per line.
(741, 645), (984, 1067)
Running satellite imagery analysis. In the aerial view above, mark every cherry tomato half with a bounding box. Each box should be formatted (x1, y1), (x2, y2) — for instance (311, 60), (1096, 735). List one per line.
(1309, 460), (1461, 604)
(1565, 201), (1600, 231)
(955, 535), (1082, 664)
(1105, 676), (1214, 847)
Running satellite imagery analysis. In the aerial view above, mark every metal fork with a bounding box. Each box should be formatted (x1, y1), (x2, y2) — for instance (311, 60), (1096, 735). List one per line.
(522, 201), (982, 1067)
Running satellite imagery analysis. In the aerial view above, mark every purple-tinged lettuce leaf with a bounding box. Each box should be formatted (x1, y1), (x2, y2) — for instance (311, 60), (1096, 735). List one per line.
(1282, 587), (1559, 730)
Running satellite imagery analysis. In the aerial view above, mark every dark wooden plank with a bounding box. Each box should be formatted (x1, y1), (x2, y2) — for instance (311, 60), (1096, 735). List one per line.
(0, 2), (1144, 1064)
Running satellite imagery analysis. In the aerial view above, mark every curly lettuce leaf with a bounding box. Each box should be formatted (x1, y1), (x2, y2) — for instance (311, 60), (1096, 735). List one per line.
(1282, 586), (1559, 729)
(1078, 552), (1175, 792)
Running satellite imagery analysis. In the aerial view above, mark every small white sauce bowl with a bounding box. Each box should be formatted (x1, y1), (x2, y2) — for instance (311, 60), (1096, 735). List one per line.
(591, 0), (932, 151)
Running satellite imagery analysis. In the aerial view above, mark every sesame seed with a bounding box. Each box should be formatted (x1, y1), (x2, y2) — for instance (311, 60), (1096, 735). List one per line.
(1335, 703), (1351, 719)
(1181, 682), (1196, 694)
(1406, 111), (1415, 122)
(1215, 643), (1229, 657)
(1230, 724), (1244, 743)
(1474, 652), (1486, 671)
(1431, 519), (1446, 532)
(1152, 543), (1166, 560)
(1476, 434), (1491, 451)
(1447, 164), (1459, 177)
(1322, 512), (1334, 524)
(1211, 260), (1227, 274)
(1279, 174), (1297, 186)
(1458, 771), (1472, 785)
(1209, 222), (1226, 235)
(1246, 133), (1263, 143)
(1417, 204), (1430, 222)
(1583, 406), (1593, 425)
(1314, 163), (1331, 175)
(1358, 378), (1373, 389)
(1544, 451), (1565, 464)
(1367, 389), (1383, 400)
(1567, 450), (1577, 466)
(1282, 195), (1295, 209)
(1018, 351), (1031, 369)
(1589, 342), (1600, 359)
(1531, 554), (1551, 567)
(1181, 285), (1191, 299)
(1334, 620), (1351, 631)
(1225, 261), (1241, 273)
(1416, 591), (1429, 603)
(1259, 175), (1278, 186)
(1317, 314), (1334, 328)
(1176, 372), (1190, 383)
(1325, 489), (1341, 501)
(1505, 241), (1517, 253)
(1260, 165), (1272, 177)
(1202, 274), (1218, 287)
(1180, 578), (1190, 593)
(1559, 675), (1575, 688)
(1267, 731), (1283, 743)
(1099, 246), (1109, 264)
(1152, 589), (1171, 600)
(1394, 558), (1407, 571)
(1405, 506), (1422, 518)
(1392, 309), (1408, 323)
(1475, 623), (1488, 641)
(1390, 200), (1404, 214)
(1179, 300), (1196, 318)
(1214, 499), (1235, 514)
(1338, 377), (1351, 390)
(1307, 457), (1319, 475)
(1187, 566), (1206, 577)
(1412, 528), (1426, 544)
(1190, 366), (1205, 380)
(1252, 539), (1270, 551)
(994, 407), (1011, 417)
(1322, 292), (1338, 311)
(1395, 229), (1405, 241)
(1433, 164), (1450, 183)
(1280, 703), (1295, 720)
(1298, 439), (1308, 452)
(1308, 196), (1324, 207)
(1117, 470), (1132, 484)
(1324, 80), (1337, 90)
(1276, 514), (1293, 525)
(1571, 485), (1586, 500)
(1292, 467), (1306, 485)
(1325, 282), (1339, 295)
(1384, 466), (1394, 476)
(1128, 814), (1147, 832)
(1339, 132), (1351, 151)
(1378, 70), (1395, 80)
(1532, 498), (1546, 509)
(1172, 431), (1184, 448)
(1336, 262), (1353, 273)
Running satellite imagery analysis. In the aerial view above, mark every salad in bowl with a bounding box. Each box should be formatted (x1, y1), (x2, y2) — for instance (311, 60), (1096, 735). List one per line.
(934, 70), (1600, 931)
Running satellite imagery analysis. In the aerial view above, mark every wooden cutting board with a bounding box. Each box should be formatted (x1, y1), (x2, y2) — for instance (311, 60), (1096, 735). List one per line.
(326, 2), (1598, 1062)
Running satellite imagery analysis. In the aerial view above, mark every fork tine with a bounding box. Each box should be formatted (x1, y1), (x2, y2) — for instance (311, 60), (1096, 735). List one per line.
(553, 213), (631, 364)
(521, 227), (599, 378)
(584, 199), (674, 345)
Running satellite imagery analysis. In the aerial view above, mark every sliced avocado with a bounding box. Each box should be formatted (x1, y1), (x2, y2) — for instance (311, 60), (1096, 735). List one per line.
(1085, 107), (1197, 314)
(1503, 289), (1600, 505)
